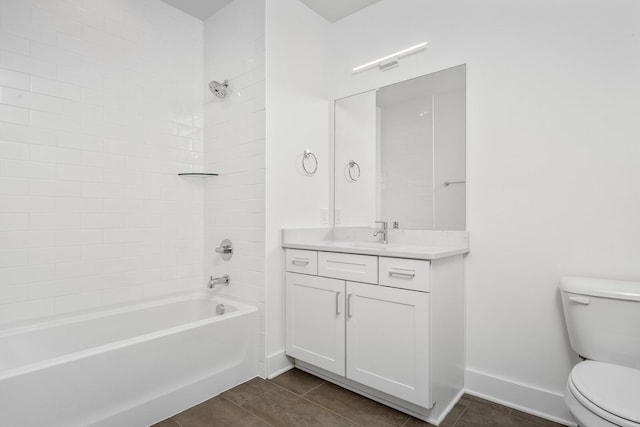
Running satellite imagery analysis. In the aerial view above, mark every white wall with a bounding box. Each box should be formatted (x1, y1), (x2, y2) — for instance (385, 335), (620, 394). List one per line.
(329, 0), (640, 422)
(264, 0), (330, 376)
(203, 0), (266, 374)
(0, 0), (204, 324)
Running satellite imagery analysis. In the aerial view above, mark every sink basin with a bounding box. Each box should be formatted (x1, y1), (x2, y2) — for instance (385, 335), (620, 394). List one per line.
(331, 241), (411, 251)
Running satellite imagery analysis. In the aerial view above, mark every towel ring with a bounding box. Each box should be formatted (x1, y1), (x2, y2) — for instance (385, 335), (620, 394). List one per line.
(302, 150), (318, 175)
(348, 160), (360, 181)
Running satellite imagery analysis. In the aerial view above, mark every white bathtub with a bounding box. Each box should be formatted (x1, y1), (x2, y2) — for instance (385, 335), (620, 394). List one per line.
(0, 290), (258, 427)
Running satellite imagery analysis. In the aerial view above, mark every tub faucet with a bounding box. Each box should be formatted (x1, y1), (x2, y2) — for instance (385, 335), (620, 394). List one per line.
(208, 274), (230, 289)
(373, 221), (388, 244)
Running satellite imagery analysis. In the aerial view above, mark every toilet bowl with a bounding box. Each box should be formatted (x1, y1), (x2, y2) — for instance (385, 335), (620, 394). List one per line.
(564, 361), (640, 427)
(559, 277), (640, 427)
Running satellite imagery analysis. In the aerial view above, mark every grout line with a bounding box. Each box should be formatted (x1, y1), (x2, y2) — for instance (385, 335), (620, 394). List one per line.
(300, 380), (327, 396)
(220, 394), (276, 427)
(270, 383), (358, 426)
(398, 415), (412, 427)
(450, 405), (468, 427)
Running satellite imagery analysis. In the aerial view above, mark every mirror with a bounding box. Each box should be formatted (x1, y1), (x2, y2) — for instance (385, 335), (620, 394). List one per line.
(334, 64), (466, 230)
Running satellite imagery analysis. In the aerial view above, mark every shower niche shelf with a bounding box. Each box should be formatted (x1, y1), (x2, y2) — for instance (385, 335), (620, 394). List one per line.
(177, 173), (219, 177)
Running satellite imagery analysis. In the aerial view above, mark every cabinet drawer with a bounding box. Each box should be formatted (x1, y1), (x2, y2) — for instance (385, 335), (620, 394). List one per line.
(285, 249), (318, 275)
(318, 252), (378, 284)
(379, 257), (430, 292)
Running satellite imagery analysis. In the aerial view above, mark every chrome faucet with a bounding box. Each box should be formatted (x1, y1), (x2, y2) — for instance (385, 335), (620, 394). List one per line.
(208, 274), (230, 289)
(373, 221), (388, 244)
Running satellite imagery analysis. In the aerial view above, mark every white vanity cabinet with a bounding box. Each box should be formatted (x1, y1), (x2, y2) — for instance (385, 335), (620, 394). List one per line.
(285, 272), (345, 375)
(285, 271), (431, 406)
(345, 281), (430, 406)
(284, 248), (466, 423)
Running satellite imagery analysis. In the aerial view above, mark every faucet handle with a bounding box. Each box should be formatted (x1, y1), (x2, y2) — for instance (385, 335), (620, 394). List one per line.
(374, 221), (388, 229)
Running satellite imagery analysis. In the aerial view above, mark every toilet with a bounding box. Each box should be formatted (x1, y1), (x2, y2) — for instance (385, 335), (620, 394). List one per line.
(559, 276), (640, 427)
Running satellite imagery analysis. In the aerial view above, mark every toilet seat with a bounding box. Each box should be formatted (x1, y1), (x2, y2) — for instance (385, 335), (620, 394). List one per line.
(568, 361), (640, 427)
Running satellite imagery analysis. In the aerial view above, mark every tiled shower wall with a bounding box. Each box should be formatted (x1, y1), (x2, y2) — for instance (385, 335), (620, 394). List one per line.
(0, 0), (204, 324)
(203, 0), (266, 374)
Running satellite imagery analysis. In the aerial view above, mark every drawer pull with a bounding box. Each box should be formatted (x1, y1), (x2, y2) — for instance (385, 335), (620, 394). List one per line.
(291, 257), (310, 266)
(389, 268), (416, 279)
(335, 291), (341, 315)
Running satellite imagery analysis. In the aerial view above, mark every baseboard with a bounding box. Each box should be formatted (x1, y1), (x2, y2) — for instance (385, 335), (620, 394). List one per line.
(266, 350), (293, 379)
(465, 368), (576, 426)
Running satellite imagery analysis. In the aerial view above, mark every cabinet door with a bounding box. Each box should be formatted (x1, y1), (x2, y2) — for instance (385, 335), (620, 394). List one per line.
(346, 282), (431, 407)
(286, 272), (346, 375)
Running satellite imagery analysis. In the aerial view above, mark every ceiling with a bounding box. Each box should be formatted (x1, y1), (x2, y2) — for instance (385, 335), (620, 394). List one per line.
(161, 0), (233, 21)
(298, 0), (383, 23)
(161, 0), (383, 22)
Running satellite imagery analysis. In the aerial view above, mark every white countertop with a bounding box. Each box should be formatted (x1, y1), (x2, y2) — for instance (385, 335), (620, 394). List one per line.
(282, 240), (469, 260)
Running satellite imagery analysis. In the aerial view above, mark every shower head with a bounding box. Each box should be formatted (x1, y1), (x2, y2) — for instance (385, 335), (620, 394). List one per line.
(208, 80), (229, 98)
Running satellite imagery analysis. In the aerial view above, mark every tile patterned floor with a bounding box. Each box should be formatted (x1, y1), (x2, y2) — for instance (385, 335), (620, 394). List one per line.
(153, 368), (565, 427)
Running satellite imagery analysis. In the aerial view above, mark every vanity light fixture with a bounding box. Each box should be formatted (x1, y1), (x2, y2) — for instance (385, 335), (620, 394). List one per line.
(352, 42), (428, 74)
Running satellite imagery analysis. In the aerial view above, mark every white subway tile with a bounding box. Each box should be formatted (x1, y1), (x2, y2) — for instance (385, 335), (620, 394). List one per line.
(54, 197), (103, 213)
(56, 131), (103, 151)
(54, 291), (103, 313)
(81, 213), (124, 229)
(31, 76), (82, 101)
(0, 177), (28, 195)
(31, 0), (59, 13)
(0, 68), (30, 90)
(56, 164), (103, 182)
(0, 195), (55, 213)
(30, 246), (81, 265)
(0, 33), (30, 55)
(58, 65), (103, 90)
(81, 182), (123, 198)
(0, 284), (29, 304)
(0, 264), (55, 286)
(0, 123), (56, 146)
(31, 6), (82, 38)
(54, 229), (102, 246)
(27, 278), (84, 298)
(0, 104), (29, 125)
(0, 140), (29, 160)
(101, 285), (144, 306)
(0, 249), (29, 271)
(0, 51), (57, 78)
(30, 145), (85, 165)
(0, 159), (56, 178)
(29, 179), (82, 197)
(0, 230), (55, 249)
(81, 0), (125, 24)
(55, 260), (103, 279)
(82, 152), (124, 169)
(31, 109), (82, 132)
(0, 87), (58, 112)
(0, 297), (55, 323)
(29, 213), (82, 231)
(0, 0), (207, 321)
(31, 41), (83, 68)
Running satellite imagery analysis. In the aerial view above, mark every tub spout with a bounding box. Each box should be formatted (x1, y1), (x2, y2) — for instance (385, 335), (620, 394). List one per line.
(208, 274), (230, 289)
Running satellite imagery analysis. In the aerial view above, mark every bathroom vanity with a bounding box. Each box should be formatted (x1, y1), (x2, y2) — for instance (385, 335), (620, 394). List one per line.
(282, 228), (469, 425)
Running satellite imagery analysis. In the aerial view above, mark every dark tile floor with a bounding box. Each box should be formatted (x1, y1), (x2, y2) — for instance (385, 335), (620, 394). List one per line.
(153, 368), (565, 427)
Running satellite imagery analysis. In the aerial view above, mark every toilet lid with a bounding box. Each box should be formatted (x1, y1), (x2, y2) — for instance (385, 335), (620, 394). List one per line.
(570, 361), (640, 424)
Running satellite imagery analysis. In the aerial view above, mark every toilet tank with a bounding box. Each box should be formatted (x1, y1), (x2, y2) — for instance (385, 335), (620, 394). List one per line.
(559, 276), (640, 370)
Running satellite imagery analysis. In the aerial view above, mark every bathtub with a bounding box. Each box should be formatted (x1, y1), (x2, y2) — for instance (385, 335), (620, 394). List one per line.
(0, 290), (258, 427)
